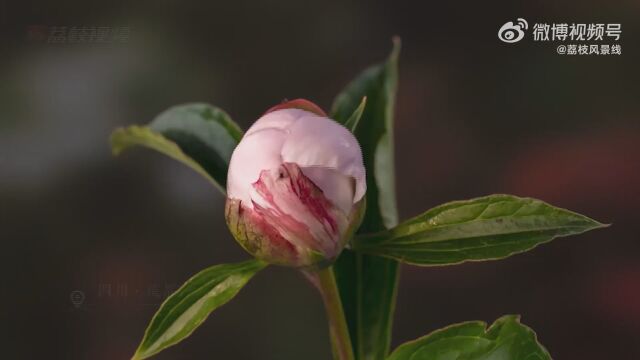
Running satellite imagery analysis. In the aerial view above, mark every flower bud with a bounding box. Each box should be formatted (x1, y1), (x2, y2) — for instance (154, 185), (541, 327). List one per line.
(225, 99), (366, 268)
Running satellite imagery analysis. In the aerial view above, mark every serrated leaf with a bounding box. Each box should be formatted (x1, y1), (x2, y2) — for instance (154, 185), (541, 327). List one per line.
(111, 103), (243, 194)
(132, 260), (266, 360)
(331, 38), (401, 360)
(387, 315), (551, 360)
(355, 194), (606, 266)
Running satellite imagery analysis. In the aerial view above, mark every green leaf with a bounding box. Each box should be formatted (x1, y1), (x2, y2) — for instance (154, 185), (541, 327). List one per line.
(387, 315), (551, 360)
(111, 126), (216, 186)
(332, 40), (400, 229)
(111, 103), (243, 194)
(343, 97), (367, 133)
(132, 260), (266, 360)
(333, 250), (401, 360)
(331, 38), (401, 360)
(355, 194), (607, 266)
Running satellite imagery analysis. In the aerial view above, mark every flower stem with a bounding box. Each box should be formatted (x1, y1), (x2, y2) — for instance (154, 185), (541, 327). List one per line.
(317, 266), (355, 360)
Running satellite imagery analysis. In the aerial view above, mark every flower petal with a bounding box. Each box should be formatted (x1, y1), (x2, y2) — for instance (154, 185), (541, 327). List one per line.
(300, 167), (354, 215)
(252, 163), (348, 257)
(280, 114), (366, 203)
(244, 108), (308, 137)
(226, 128), (285, 206)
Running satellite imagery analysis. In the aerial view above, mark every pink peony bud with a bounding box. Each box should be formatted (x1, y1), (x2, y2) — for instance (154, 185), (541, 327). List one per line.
(225, 99), (366, 268)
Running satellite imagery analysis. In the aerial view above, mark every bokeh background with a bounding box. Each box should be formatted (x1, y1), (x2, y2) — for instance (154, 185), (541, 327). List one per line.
(2, 1), (639, 359)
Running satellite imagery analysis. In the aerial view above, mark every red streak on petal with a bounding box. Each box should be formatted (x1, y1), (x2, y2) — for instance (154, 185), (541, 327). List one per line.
(251, 163), (342, 256)
(289, 165), (339, 234)
(252, 170), (318, 249)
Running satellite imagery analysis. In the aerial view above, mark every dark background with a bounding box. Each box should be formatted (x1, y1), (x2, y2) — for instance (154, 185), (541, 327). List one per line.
(1, 1), (639, 359)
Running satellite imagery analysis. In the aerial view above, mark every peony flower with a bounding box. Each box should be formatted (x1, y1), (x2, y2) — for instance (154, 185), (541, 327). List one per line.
(225, 99), (366, 268)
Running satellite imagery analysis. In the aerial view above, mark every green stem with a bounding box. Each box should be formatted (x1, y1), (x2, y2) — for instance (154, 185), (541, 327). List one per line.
(317, 266), (355, 360)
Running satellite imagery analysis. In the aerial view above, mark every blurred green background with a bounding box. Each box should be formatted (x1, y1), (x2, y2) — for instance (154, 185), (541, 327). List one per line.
(1, 0), (639, 359)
